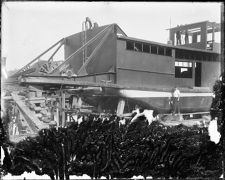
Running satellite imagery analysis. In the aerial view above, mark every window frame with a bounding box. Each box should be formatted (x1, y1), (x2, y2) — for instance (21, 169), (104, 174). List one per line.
(175, 61), (193, 78)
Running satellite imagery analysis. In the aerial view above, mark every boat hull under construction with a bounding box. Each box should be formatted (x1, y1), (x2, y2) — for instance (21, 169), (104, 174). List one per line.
(118, 89), (213, 114)
(17, 75), (214, 114)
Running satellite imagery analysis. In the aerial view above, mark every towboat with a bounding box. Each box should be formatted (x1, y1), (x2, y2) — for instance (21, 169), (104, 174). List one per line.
(3, 18), (221, 136)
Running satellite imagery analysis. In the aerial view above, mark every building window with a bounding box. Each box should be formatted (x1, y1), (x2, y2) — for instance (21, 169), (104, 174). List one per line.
(175, 61), (192, 78)
(151, 45), (157, 54)
(183, 52), (190, 59)
(158, 46), (165, 55)
(165, 48), (172, 56)
(189, 35), (192, 44)
(143, 43), (150, 53)
(175, 50), (184, 59)
(126, 41), (134, 50)
(134, 42), (142, 52)
(197, 34), (201, 42)
(196, 53), (202, 60)
(126, 40), (174, 57)
(214, 54), (219, 61)
(209, 54), (214, 61)
(192, 34), (197, 43)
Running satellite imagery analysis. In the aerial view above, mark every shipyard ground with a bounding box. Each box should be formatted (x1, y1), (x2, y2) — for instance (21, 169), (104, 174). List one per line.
(159, 114), (210, 127)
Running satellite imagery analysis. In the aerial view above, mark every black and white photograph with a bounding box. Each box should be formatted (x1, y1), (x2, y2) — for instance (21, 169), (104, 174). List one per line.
(1, 2), (224, 180)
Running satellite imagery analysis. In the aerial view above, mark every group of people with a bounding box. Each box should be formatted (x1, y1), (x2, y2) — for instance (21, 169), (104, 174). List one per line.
(176, 29), (189, 45)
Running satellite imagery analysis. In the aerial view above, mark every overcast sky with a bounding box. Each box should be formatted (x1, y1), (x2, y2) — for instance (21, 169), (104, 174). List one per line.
(2, 2), (222, 71)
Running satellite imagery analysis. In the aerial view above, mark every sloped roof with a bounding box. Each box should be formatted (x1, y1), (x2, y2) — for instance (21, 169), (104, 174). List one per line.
(65, 23), (127, 39)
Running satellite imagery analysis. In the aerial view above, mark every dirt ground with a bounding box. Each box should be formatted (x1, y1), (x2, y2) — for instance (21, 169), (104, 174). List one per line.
(159, 114), (210, 127)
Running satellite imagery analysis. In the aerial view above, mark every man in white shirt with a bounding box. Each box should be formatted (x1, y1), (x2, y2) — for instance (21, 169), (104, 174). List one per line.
(172, 87), (181, 115)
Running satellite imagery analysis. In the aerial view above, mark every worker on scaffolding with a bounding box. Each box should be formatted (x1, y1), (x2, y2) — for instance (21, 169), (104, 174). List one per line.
(171, 87), (181, 116)
(176, 30), (181, 45)
(185, 30), (189, 44)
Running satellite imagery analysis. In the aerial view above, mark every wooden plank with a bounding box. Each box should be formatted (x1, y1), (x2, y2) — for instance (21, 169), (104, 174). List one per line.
(28, 85), (43, 91)
(168, 21), (208, 30)
(11, 92), (49, 133)
(20, 76), (120, 88)
(20, 76), (212, 93)
(2, 96), (13, 100)
(28, 97), (45, 102)
(163, 111), (210, 115)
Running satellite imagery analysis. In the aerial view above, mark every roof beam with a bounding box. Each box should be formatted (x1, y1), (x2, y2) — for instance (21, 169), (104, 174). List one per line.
(47, 39), (65, 62)
(10, 38), (64, 78)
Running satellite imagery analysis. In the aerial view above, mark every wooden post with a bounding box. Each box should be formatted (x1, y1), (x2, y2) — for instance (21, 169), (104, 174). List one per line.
(61, 91), (66, 127)
(55, 101), (59, 130)
(72, 96), (76, 108)
(97, 102), (102, 113)
(77, 97), (82, 107)
(116, 99), (125, 116)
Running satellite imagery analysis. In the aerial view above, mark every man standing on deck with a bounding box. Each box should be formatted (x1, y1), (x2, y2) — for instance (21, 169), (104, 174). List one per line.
(185, 30), (189, 44)
(176, 30), (181, 45)
(172, 87), (181, 116)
